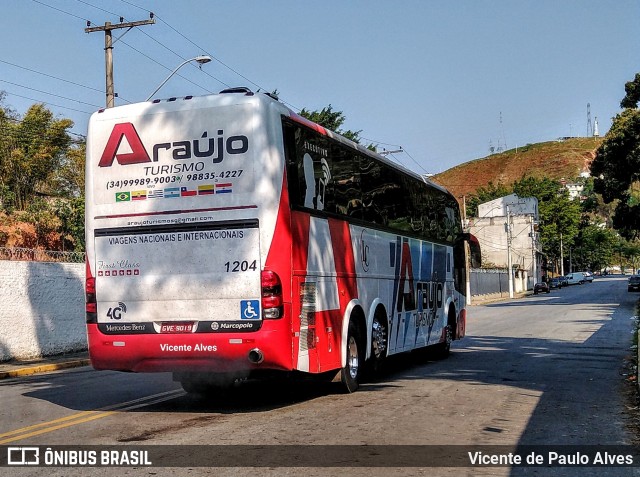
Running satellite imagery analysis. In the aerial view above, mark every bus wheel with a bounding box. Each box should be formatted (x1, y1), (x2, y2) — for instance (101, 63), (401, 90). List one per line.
(433, 323), (453, 359)
(340, 320), (362, 393)
(369, 312), (388, 374)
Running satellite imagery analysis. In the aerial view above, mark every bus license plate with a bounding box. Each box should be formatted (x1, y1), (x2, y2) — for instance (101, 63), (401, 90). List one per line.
(160, 322), (196, 333)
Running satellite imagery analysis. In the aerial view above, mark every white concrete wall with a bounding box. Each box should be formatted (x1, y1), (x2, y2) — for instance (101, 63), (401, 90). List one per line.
(0, 260), (86, 361)
(469, 214), (539, 285)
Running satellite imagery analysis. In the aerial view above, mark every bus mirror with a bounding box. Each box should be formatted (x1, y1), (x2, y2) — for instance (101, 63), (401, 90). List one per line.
(459, 233), (481, 268)
(467, 233), (481, 268)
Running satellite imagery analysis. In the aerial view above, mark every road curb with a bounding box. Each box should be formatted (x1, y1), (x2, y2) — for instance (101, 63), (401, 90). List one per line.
(0, 359), (90, 380)
(471, 292), (532, 305)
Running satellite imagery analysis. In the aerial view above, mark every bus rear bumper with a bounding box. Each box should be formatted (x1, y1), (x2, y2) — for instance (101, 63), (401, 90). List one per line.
(86, 322), (293, 374)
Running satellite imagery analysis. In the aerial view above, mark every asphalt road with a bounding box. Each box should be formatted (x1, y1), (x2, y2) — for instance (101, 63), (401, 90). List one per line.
(1, 276), (639, 477)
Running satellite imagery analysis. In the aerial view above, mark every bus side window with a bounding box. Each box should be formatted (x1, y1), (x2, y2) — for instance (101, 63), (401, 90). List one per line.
(324, 146), (362, 219)
(283, 121), (303, 207)
(360, 157), (387, 225)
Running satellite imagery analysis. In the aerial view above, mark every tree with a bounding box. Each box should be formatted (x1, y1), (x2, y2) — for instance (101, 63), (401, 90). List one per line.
(0, 96), (85, 253)
(0, 91), (17, 122)
(0, 103), (73, 210)
(573, 225), (617, 272)
(54, 196), (85, 251)
(512, 176), (581, 271)
(299, 104), (362, 142)
(52, 139), (85, 198)
(299, 104), (376, 150)
(591, 73), (640, 240)
(620, 73), (640, 109)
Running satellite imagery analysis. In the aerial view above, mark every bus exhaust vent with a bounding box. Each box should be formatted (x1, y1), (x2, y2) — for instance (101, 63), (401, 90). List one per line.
(299, 282), (317, 351)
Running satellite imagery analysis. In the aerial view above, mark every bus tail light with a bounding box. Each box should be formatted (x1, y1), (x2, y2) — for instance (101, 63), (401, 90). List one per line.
(261, 270), (283, 319)
(86, 277), (97, 323)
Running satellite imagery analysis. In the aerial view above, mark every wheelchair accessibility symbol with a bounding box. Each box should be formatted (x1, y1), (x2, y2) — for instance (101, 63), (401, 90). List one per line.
(240, 300), (260, 320)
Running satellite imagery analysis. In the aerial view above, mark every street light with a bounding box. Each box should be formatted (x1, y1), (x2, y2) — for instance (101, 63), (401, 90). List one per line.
(146, 55), (212, 101)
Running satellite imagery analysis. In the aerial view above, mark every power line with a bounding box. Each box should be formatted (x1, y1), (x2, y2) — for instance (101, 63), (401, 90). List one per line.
(134, 28), (230, 89)
(33, 1), (217, 103)
(0, 79), (102, 109)
(85, 18), (157, 108)
(0, 59), (102, 94)
(359, 136), (402, 149)
(36, 0), (286, 108)
(0, 126), (85, 141)
(74, 1), (197, 103)
(114, 0), (302, 107)
(118, 39), (214, 95)
(119, 0), (263, 90)
(69, 3), (210, 104)
(0, 90), (93, 115)
(75, 0), (122, 19)
(74, 0), (228, 89)
(31, 0), (91, 22)
(402, 148), (430, 176)
(384, 152), (407, 169)
(120, 0), (310, 112)
(0, 59), (134, 105)
(360, 137), (431, 177)
(32, 0), (421, 155)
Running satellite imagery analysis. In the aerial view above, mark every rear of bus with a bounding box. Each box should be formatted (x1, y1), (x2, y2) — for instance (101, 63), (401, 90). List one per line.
(85, 92), (294, 383)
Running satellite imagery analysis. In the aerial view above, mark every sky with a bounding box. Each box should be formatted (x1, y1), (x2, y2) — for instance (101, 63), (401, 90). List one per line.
(0, 0), (638, 175)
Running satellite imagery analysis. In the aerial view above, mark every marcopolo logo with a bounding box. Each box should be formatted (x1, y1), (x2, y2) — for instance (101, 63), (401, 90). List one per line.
(99, 122), (249, 167)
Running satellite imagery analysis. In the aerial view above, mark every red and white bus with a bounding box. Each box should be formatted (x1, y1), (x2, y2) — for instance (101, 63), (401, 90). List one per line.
(85, 88), (480, 393)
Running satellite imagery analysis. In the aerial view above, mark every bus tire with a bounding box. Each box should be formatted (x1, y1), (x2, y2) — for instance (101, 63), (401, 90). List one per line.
(369, 311), (388, 375)
(340, 319), (363, 393)
(433, 310), (455, 359)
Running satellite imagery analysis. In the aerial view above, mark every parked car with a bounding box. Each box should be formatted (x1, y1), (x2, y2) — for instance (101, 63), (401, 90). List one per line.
(559, 276), (569, 287)
(564, 272), (585, 285)
(549, 277), (562, 289)
(534, 282), (550, 294)
(629, 275), (640, 292)
(583, 271), (594, 282)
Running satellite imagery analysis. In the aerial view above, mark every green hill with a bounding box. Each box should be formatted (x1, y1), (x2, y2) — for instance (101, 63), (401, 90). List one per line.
(432, 137), (603, 199)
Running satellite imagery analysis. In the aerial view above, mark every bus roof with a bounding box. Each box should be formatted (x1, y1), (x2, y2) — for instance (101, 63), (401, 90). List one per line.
(90, 88), (454, 200)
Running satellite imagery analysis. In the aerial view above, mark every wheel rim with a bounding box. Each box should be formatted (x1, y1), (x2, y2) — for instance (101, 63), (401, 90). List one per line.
(347, 336), (359, 379)
(371, 317), (387, 359)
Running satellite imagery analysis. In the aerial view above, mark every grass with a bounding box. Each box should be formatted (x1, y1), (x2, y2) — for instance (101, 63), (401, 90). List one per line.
(433, 137), (604, 200)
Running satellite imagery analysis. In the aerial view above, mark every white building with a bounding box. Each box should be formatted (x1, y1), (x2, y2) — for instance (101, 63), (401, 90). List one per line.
(469, 194), (542, 292)
(559, 178), (585, 201)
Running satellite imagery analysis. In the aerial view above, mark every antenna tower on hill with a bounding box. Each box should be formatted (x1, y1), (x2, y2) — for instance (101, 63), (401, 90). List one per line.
(497, 112), (507, 152)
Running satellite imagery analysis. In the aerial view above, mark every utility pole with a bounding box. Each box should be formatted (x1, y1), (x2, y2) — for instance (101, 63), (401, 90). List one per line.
(560, 233), (564, 276)
(569, 248), (572, 273)
(506, 205), (514, 298)
(460, 195), (467, 228)
(85, 16), (156, 108)
(530, 216), (537, 285)
(460, 195), (472, 306)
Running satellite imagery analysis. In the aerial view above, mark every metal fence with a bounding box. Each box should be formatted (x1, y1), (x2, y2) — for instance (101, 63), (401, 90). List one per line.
(470, 268), (510, 296)
(0, 247), (85, 263)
